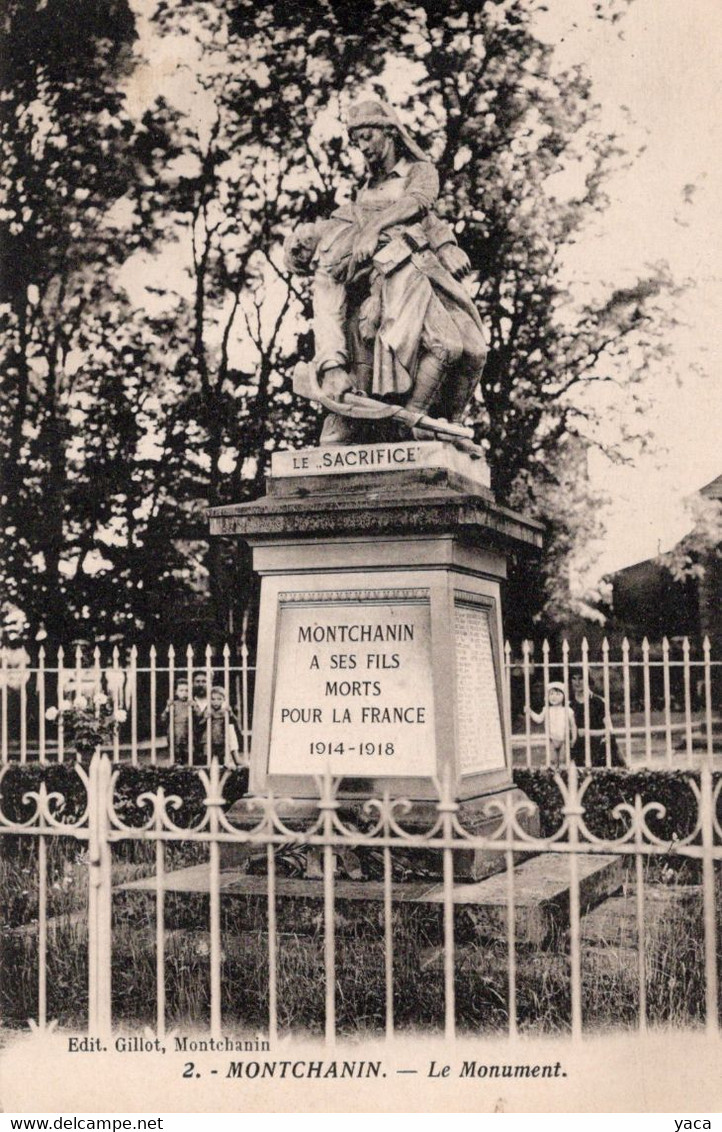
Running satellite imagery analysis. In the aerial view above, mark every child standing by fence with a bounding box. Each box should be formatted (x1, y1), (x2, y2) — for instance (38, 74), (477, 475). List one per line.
(527, 682), (577, 766)
(160, 678), (192, 764)
(199, 685), (245, 767)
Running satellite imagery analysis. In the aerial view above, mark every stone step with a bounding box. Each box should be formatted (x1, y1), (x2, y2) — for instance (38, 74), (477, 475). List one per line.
(116, 852), (622, 946)
(581, 882), (702, 947)
(459, 853), (623, 946)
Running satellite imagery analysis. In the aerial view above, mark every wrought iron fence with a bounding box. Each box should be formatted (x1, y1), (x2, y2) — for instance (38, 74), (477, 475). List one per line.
(505, 637), (721, 769)
(0, 756), (720, 1042)
(0, 636), (718, 768)
(0, 642), (254, 767)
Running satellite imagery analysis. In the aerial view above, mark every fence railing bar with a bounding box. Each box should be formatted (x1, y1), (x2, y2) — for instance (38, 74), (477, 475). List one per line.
(703, 638), (713, 768)
(266, 842), (278, 1044)
(38, 833), (47, 1029)
(241, 612), (251, 764)
(155, 838), (166, 1039)
(74, 644), (83, 716)
(322, 792), (336, 1047)
(700, 767), (719, 1036)
(223, 644), (231, 767)
(1, 650), (8, 764)
(635, 826), (647, 1033)
(38, 647), (46, 765)
(150, 646), (157, 766)
(57, 647), (65, 765)
(511, 719), (702, 743)
(205, 645), (214, 766)
(522, 641), (532, 768)
(662, 638), (673, 768)
(186, 647), (194, 768)
(503, 641), (513, 763)
(506, 842), (517, 1039)
(581, 641), (592, 768)
(87, 754), (112, 1036)
(622, 639), (632, 765)
(642, 638), (652, 765)
(602, 638), (612, 768)
(167, 646), (176, 767)
(542, 639), (551, 769)
(562, 641), (571, 768)
(19, 653), (27, 765)
(209, 760), (222, 1039)
(129, 646), (138, 767)
(567, 765), (582, 1039)
(440, 774), (456, 1042)
(384, 840), (395, 1042)
(683, 639), (694, 766)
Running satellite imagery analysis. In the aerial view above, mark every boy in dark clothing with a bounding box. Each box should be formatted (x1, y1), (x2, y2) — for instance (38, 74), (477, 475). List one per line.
(199, 685), (245, 767)
(160, 678), (192, 764)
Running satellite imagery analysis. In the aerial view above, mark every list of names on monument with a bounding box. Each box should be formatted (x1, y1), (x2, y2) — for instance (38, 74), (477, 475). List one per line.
(268, 593), (436, 776)
(454, 602), (505, 774)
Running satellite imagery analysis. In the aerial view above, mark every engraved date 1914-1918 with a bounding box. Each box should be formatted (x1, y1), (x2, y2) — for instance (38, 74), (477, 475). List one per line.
(309, 741), (395, 756)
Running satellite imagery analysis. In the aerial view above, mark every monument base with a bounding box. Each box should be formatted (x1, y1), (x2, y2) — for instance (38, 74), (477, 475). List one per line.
(221, 783), (539, 881)
(209, 439), (543, 808)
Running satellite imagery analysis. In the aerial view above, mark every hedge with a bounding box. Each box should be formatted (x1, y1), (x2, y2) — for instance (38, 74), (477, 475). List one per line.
(514, 768), (721, 843)
(0, 763), (249, 829)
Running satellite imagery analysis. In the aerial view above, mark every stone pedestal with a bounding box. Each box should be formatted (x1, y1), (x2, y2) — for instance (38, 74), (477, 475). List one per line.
(209, 440), (543, 876)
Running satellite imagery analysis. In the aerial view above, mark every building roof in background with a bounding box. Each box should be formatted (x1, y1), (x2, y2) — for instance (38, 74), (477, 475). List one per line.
(699, 474), (722, 501)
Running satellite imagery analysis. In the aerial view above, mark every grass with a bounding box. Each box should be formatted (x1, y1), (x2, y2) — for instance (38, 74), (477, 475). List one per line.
(1, 837), (719, 1037)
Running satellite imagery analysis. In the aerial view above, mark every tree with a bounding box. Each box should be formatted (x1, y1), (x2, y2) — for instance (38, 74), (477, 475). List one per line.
(141, 0), (672, 638)
(0, 0), (204, 645)
(1, 0), (676, 645)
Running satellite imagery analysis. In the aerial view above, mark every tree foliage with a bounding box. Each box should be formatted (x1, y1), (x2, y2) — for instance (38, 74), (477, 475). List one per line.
(0, 0), (207, 643)
(1, 0), (676, 646)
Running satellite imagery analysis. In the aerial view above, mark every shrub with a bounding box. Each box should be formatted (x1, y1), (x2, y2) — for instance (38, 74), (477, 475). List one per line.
(514, 768), (720, 844)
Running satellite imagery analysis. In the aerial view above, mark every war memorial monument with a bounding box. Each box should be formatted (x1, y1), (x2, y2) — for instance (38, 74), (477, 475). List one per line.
(208, 101), (543, 865)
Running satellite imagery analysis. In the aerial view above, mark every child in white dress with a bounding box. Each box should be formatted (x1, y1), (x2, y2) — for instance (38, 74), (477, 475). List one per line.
(527, 682), (578, 766)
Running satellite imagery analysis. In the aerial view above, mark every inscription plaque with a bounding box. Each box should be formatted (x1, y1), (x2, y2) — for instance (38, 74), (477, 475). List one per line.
(268, 593), (436, 777)
(271, 441), (491, 487)
(454, 601), (505, 774)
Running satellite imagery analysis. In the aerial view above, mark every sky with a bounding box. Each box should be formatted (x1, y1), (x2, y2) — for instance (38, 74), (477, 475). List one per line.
(534, 0), (721, 579)
(124, 0), (721, 587)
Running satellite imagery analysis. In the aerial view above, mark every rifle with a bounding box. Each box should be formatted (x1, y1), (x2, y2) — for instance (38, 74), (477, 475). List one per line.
(293, 362), (486, 460)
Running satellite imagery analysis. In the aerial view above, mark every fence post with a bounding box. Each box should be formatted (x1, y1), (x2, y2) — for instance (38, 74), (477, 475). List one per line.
(2, 648), (9, 763)
(581, 637), (591, 768)
(88, 752), (113, 1037)
(542, 638), (551, 768)
(241, 613), (251, 764)
(110, 646), (121, 763)
(503, 640), (513, 762)
(700, 767), (719, 1036)
(57, 646), (65, 764)
(565, 762), (583, 1039)
(39, 646), (47, 764)
(522, 640), (532, 767)
(19, 648), (28, 764)
(642, 637), (652, 765)
(129, 646), (138, 766)
(602, 638), (612, 767)
(622, 638), (632, 765)
(562, 639), (571, 767)
(186, 645), (195, 767)
(662, 637), (672, 767)
(683, 637), (693, 764)
(703, 637), (713, 767)
(150, 645), (157, 766)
